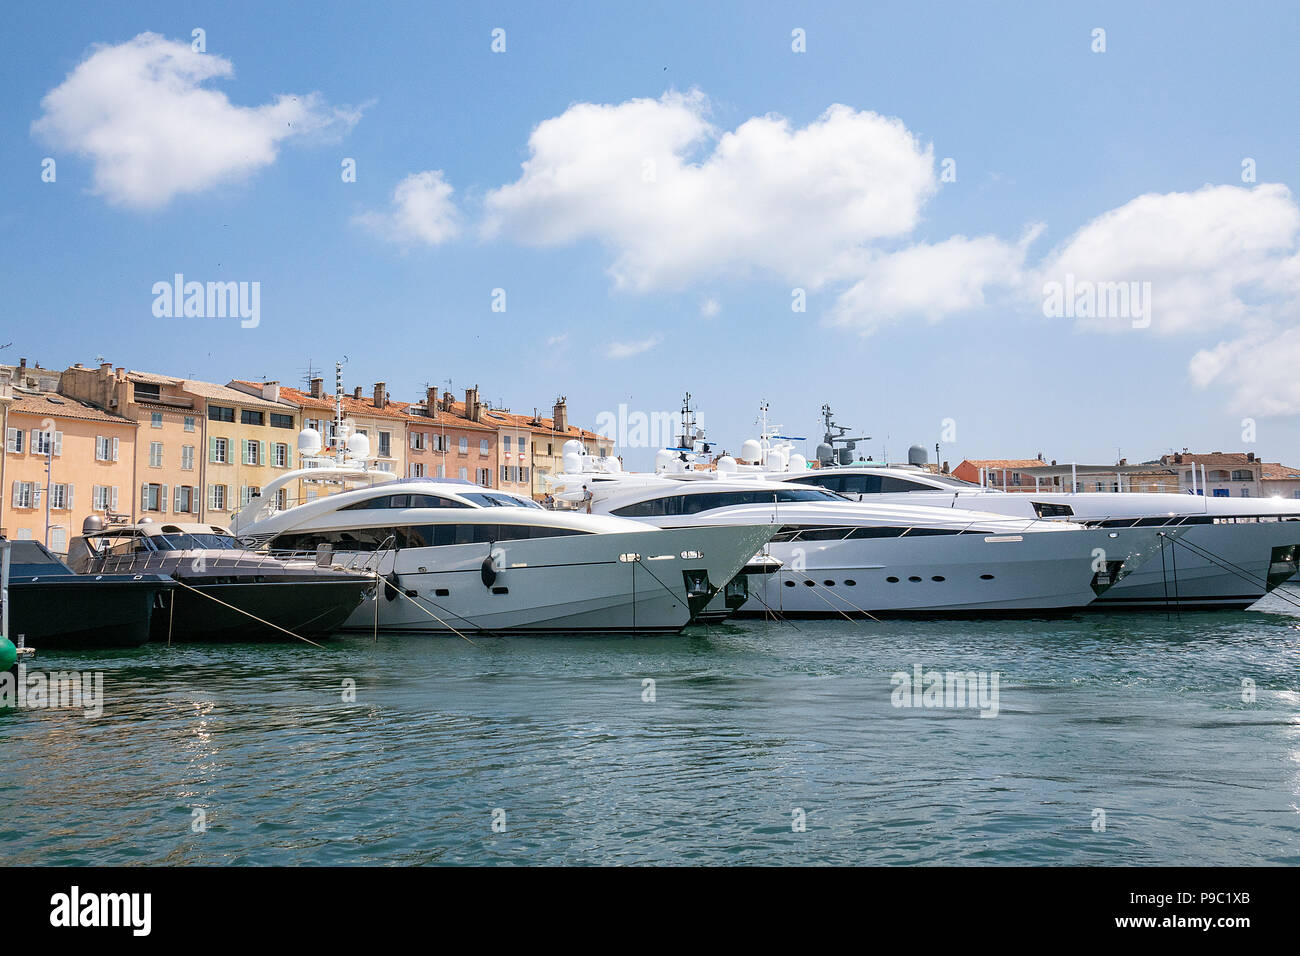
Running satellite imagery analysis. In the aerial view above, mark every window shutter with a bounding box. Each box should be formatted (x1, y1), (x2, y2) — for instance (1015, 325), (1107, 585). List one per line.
(112, 437), (119, 461)
(209, 436), (217, 462)
(141, 483), (149, 510)
(110, 486), (119, 511)
(54, 431), (63, 455)
(259, 441), (266, 466)
(11, 482), (19, 508)
(160, 484), (169, 513)
(67, 484), (75, 511)
(173, 486), (181, 512)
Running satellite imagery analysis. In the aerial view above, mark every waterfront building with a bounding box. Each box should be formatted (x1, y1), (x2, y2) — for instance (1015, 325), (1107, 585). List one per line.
(60, 363), (299, 523)
(1, 364), (137, 549)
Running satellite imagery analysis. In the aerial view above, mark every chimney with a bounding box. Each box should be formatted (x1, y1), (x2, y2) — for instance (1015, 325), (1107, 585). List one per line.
(425, 386), (439, 419)
(374, 382), (387, 408)
(942, 460), (950, 474)
(1247, 451), (1256, 462)
(310, 377), (324, 399)
(553, 395), (568, 433)
(1119, 458), (1127, 466)
(465, 386), (479, 422)
(19, 358), (26, 370)
(262, 380), (280, 403)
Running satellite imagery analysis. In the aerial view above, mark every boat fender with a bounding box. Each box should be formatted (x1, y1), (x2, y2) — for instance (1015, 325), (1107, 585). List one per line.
(383, 571), (402, 602)
(480, 555), (497, 588)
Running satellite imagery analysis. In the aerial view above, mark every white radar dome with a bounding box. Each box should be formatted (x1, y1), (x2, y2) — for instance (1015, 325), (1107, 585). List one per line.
(788, 453), (808, 471)
(297, 428), (322, 456)
(740, 439), (763, 463)
(716, 456), (737, 474)
(347, 431), (371, 460)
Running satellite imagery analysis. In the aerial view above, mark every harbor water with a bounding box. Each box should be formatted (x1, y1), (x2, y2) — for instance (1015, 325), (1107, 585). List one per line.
(3, 594), (1299, 866)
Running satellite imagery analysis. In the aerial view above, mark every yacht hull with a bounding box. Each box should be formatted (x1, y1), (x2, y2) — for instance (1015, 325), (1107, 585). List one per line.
(737, 527), (1163, 616)
(6, 576), (174, 649)
(154, 578), (373, 642)
(330, 524), (776, 634)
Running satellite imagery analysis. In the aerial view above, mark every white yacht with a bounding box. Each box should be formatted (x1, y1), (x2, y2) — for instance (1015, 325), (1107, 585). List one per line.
(768, 407), (1300, 611)
(229, 424), (775, 634)
(547, 450), (1177, 617)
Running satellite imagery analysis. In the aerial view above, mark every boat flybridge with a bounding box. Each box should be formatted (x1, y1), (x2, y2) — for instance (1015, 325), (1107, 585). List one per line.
(228, 421), (776, 634)
(544, 405), (1178, 617)
(761, 405), (1300, 611)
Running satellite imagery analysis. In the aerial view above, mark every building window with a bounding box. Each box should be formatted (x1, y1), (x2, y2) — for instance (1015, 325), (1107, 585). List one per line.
(1231, 469), (1252, 481)
(521, 466), (529, 484)
(458, 466), (469, 481)
(376, 431), (390, 458)
(410, 431), (427, 451)
(270, 413), (294, 429)
(96, 435), (120, 461)
(273, 443), (288, 468)
(141, 483), (164, 512)
(32, 429), (61, 456)
(243, 439), (262, 466)
(240, 486), (260, 507)
(133, 382), (161, 403)
(11, 482), (35, 509)
(480, 439), (490, 455)
(477, 467), (492, 487)
(1241, 488), (1251, 497)
(459, 436), (469, 454)
(500, 465), (507, 484)
(208, 484), (227, 511)
(241, 409), (264, 426)
(175, 485), (195, 514)
(182, 445), (195, 470)
(409, 463), (425, 478)
(208, 405), (235, 423)
(210, 437), (229, 463)
(151, 412), (163, 428)
(149, 441), (163, 468)
(504, 436), (511, 452)
(5, 428), (23, 454)
(49, 483), (70, 510)
(436, 465), (445, 478)
(92, 485), (120, 512)
(184, 416), (196, 432)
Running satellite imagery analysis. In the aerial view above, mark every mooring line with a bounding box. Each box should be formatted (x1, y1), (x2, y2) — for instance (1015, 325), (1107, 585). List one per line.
(169, 578), (323, 648)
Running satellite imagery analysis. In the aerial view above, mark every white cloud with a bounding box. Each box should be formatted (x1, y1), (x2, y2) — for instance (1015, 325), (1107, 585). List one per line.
(828, 227), (1042, 333)
(355, 170), (460, 245)
(32, 32), (360, 209)
(483, 92), (936, 291)
(700, 297), (720, 318)
(1034, 183), (1300, 335)
(546, 332), (569, 347)
(604, 335), (662, 359)
(1190, 330), (1300, 416)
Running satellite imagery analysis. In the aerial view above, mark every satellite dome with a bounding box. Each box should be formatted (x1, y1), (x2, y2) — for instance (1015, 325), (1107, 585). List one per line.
(788, 453), (808, 471)
(740, 439), (762, 463)
(562, 439), (585, 457)
(908, 444), (928, 466)
(347, 430), (371, 460)
(298, 427), (322, 456)
(716, 456), (737, 474)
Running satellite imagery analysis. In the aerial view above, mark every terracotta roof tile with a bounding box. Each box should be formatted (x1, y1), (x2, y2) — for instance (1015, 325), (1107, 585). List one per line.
(7, 391), (135, 426)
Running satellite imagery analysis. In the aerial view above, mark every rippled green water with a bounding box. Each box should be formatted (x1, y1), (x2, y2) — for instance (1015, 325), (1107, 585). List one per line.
(3, 594), (1300, 865)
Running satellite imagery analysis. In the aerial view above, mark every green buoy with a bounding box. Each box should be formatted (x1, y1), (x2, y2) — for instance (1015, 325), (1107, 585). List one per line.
(0, 635), (16, 670)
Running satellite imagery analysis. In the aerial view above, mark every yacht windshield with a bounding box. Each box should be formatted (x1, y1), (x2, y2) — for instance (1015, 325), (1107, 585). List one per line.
(460, 492), (543, 509)
(153, 533), (240, 551)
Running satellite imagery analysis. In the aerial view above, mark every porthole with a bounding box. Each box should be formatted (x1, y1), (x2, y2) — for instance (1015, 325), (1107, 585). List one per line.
(784, 580), (796, 587)
(932, 575), (945, 582)
(908, 576), (922, 582)
(886, 576), (900, 583)
(824, 580), (835, 587)
(804, 580), (815, 587)
(844, 579), (857, 586)
(979, 574), (994, 580)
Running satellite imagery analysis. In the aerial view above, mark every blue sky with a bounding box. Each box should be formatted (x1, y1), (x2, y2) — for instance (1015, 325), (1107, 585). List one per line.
(4, 1), (1300, 469)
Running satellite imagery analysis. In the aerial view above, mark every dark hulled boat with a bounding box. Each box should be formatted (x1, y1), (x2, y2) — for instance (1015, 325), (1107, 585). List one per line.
(67, 518), (374, 642)
(3, 540), (174, 649)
